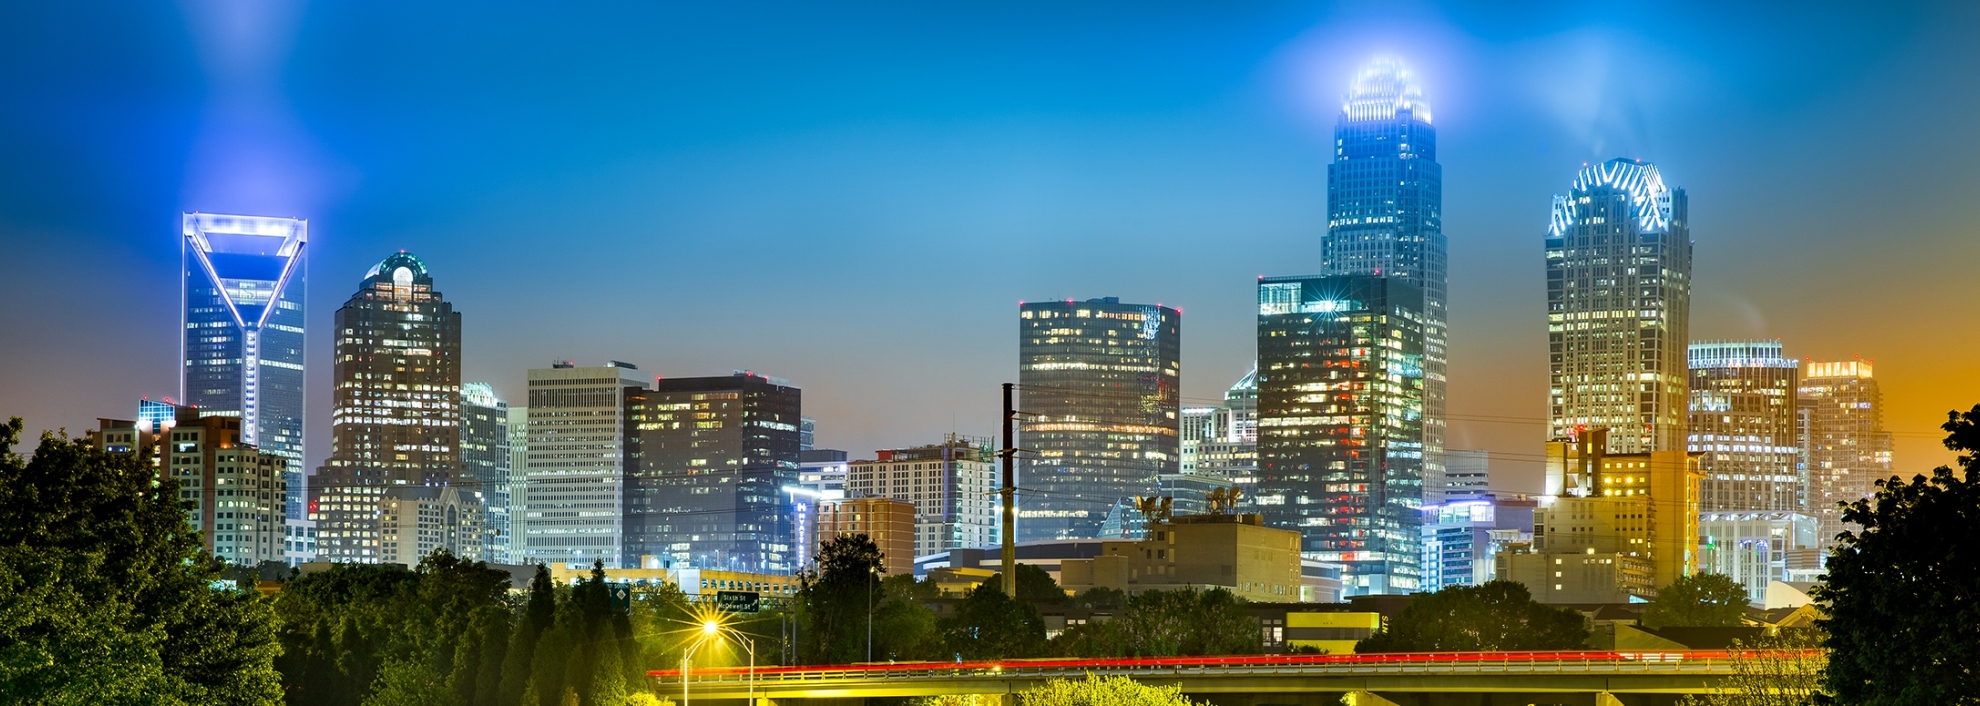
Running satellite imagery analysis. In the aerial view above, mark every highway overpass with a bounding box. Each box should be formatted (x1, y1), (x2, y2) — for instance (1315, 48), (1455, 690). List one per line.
(651, 650), (1799, 705)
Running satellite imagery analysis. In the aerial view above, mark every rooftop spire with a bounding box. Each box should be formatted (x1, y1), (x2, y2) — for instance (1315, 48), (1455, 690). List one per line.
(1343, 58), (1430, 124)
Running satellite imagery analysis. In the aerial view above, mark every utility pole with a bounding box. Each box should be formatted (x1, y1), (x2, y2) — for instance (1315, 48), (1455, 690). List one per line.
(1000, 382), (1018, 598)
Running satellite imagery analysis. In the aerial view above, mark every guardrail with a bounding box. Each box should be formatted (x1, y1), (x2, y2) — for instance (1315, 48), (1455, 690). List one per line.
(650, 649), (1815, 687)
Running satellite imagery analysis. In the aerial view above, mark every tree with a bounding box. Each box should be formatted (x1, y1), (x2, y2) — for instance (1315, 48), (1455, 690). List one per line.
(1016, 674), (1203, 706)
(1054, 588), (1260, 658)
(1642, 573), (1750, 628)
(940, 582), (1047, 660)
(982, 563), (1069, 605)
(0, 417), (283, 705)
(796, 534), (887, 663)
(871, 574), (942, 661)
(1069, 587), (1127, 612)
(1355, 581), (1588, 652)
(1677, 631), (1825, 706)
(1816, 404), (1980, 705)
(362, 659), (463, 706)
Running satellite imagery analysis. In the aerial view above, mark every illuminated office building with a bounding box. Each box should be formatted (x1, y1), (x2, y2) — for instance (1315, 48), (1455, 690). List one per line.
(460, 383), (511, 563)
(624, 372), (801, 573)
(518, 362), (645, 568)
(1798, 360), (1893, 550)
(93, 407), (288, 566)
(1017, 297), (1181, 542)
(312, 252), (464, 563)
(847, 437), (1001, 559)
(1546, 159), (1692, 453)
(1255, 274), (1425, 596)
(1323, 59), (1447, 509)
(1503, 431), (1702, 603)
(181, 213), (307, 520)
(1687, 341), (1800, 512)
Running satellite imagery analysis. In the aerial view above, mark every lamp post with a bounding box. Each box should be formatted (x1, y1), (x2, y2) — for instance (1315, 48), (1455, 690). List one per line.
(681, 619), (719, 706)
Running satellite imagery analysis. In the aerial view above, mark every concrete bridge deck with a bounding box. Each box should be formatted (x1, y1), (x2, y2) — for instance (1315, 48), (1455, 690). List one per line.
(652, 650), (1806, 705)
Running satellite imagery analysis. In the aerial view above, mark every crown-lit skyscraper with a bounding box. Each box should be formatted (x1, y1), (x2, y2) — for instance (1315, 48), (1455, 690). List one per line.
(1798, 360), (1892, 551)
(312, 252), (464, 563)
(182, 213), (308, 520)
(1323, 59), (1446, 492)
(1546, 159), (1692, 453)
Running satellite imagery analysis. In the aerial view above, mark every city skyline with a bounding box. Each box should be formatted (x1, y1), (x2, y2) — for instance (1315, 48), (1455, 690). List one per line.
(4, 3), (1979, 499)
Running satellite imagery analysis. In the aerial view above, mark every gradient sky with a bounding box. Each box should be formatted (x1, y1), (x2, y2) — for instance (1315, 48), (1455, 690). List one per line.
(3, 1), (1976, 494)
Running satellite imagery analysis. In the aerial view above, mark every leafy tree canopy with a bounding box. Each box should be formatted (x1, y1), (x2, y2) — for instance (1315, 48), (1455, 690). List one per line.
(981, 563), (1069, 605)
(797, 534), (887, 663)
(1055, 587), (1259, 658)
(1641, 573), (1750, 628)
(1816, 404), (1980, 706)
(0, 417), (282, 705)
(940, 582), (1047, 660)
(1016, 674), (1204, 706)
(1355, 580), (1588, 653)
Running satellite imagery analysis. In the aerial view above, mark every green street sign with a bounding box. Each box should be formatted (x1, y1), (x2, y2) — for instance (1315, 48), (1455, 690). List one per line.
(610, 585), (633, 611)
(715, 590), (759, 613)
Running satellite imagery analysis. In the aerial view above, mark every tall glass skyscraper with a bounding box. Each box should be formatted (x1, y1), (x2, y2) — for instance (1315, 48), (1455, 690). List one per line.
(461, 383), (511, 563)
(1322, 59), (1445, 493)
(312, 252), (463, 563)
(1687, 341), (1801, 512)
(624, 372), (801, 572)
(1255, 274), (1426, 596)
(1546, 159), (1692, 453)
(1798, 361), (1892, 550)
(1017, 297), (1181, 542)
(181, 213), (308, 520)
(518, 362), (645, 568)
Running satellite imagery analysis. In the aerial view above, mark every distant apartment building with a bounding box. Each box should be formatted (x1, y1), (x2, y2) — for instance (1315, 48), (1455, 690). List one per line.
(623, 372), (801, 573)
(1798, 360), (1893, 551)
(816, 496), (916, 578)
(846, 437), (1001, 559)
(1017, 297), (1181, 541)
(1256, 274), (1426, 596)
(92, 408), (287, 566)
(312, 252), (464, 564)
(519, 362), (645, 568)
(379, 485), (486, 568)
(460, 383), (511, 563)
(1056, 513), (1302, 602)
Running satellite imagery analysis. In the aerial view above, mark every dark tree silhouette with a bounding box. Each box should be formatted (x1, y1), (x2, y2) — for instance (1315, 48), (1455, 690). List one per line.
(1356, 581), (1588, 652)
(1816, 404), (1980, 706)
(1641, 573), (1750, 628)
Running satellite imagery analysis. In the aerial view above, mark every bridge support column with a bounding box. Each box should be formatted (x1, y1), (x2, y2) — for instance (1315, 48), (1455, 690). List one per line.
(1596, 692), (1624, 706)
(1342, 691), (1400, 706)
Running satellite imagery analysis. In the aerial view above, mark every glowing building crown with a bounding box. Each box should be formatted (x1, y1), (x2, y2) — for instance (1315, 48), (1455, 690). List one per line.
(1550, 158), (1675, 236)
(1343, 58), (1431, 124)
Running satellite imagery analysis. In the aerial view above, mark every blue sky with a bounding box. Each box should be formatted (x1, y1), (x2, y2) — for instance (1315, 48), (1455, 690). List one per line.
(3, 1), (1976, 490)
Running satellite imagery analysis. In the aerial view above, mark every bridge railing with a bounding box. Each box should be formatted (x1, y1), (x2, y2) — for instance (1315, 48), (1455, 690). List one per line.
(649, 650), (1800, 687)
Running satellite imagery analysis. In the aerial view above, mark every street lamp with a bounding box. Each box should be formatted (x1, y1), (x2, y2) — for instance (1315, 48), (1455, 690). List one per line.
(680, 620), (719, 706)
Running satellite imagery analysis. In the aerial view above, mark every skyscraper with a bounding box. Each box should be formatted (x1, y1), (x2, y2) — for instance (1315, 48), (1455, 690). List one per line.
(460, 382), (511, 563)
(181, 213), (307, 519)
(311, 252), (464, 564)
(1687, 341), (1800, 512)
(1546, 159), (1692, 453)
(1798, 360), (1893, 550)
(518, 362), (645, 569)
(1322, 59), (1446, 501)
(1255, 274), (1426, 596)
(624, 372), (801, 572)
(1017, 297), (1181, 542)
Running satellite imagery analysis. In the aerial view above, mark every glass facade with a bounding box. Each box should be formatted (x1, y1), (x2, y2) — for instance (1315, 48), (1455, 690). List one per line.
(1546, 159), (1692, 453)
(181, 213), (307, 521)
(1323, 60), (1446, 502)
(624, 372), (801, 573)
(1017, 297), (1181, 542)
(312, 252), (464, 564)
(1797, 361), (1892, 551)
(1687, 341), (1801, 512)
(1255, 275), (1425, 596)
(519, 363), (645, 568)
(460, 382), (511, 563)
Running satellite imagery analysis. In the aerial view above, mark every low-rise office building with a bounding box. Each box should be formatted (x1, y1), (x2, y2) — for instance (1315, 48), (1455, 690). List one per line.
(1056, 513), (1301, 602)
